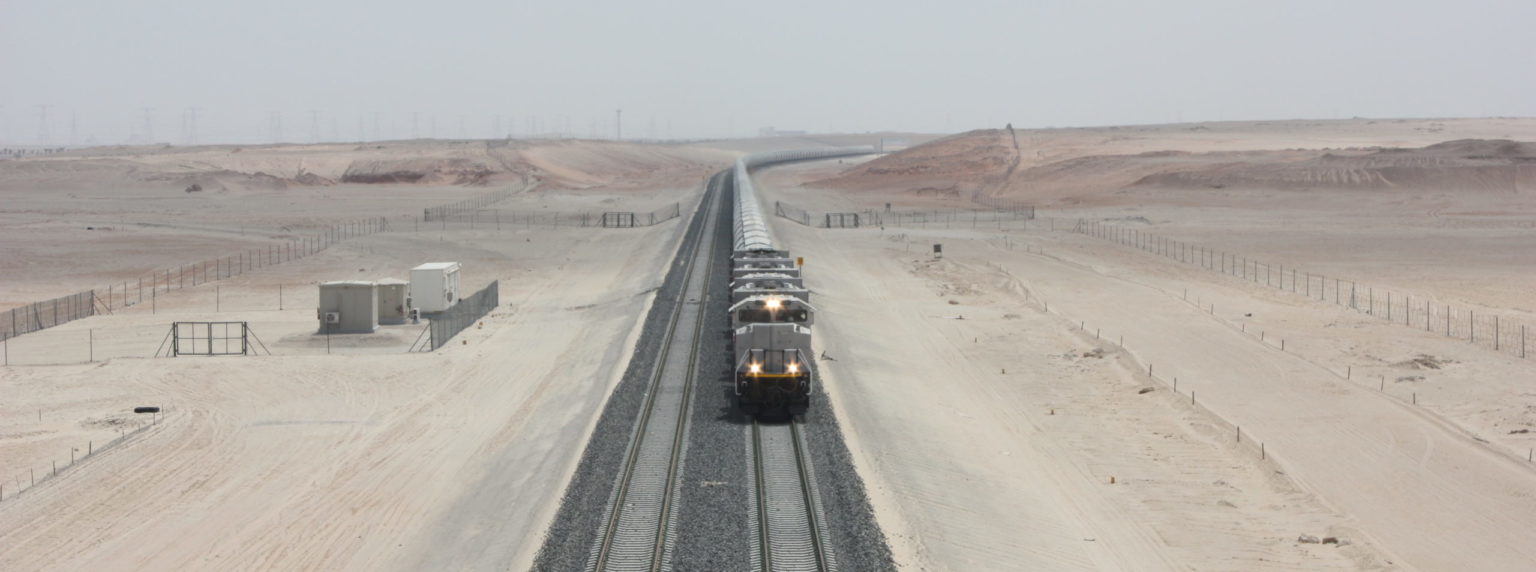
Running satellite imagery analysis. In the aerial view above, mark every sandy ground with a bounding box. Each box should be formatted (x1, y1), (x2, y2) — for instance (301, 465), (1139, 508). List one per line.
(3, 121), (1534, 570)
(0, 138), (732, 308)
(0, 140), (720, 570)
(754, 122), (1536, 571)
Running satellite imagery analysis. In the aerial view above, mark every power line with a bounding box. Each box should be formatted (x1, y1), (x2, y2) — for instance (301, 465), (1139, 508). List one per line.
(182, 107), (199, 145)
(36, 104), (49, 144)
(269, 111), (283, 143)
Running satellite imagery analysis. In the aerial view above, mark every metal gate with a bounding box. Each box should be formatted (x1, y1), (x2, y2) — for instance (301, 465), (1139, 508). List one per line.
(602, 212), (637, 228)
(825, 213), (860, 228)
(158, 321), (269, 356)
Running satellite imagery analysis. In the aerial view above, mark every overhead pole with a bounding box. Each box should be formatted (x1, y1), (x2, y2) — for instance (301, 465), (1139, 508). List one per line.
(36, 104), (49, 144)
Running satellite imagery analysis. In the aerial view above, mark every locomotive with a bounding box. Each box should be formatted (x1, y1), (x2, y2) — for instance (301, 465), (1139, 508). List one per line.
(728, 148), (869, 416)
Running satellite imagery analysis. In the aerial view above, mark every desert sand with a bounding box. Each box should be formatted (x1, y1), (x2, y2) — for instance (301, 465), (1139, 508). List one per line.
(752, 119), (1536, 570)
(0, 139), (726, 570)
(2, 119), (1534, 570)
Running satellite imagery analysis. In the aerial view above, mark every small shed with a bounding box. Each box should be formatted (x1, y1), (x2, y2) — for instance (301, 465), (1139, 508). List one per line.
(376, 278), (411, 324)
(410, 262), (461, 313)
(317, 281), (378, 333)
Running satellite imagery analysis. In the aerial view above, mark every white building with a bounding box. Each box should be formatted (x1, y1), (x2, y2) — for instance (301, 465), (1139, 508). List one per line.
(317, 281), (378, 333)
(410, 262), (461, 313)
(376, 278), (411, 324)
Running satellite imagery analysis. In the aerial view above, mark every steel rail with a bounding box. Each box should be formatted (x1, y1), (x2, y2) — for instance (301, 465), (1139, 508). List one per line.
(751, 418), (835, 572)
(588, 173), (723, 572)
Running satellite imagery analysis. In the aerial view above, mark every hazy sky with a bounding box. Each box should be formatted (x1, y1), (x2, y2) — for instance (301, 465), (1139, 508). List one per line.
(3, 0), (1533, 145)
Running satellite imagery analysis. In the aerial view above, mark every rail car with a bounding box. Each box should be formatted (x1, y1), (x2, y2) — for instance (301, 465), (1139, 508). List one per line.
(727, 147), (870, 416)
(730, 252), (815, 416)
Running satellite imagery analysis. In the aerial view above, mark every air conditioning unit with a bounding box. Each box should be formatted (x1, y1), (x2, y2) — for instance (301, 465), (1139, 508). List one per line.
(324, 312), (341, 324)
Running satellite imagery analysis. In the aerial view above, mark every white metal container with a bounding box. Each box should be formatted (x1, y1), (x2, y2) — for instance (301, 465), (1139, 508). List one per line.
(410, 262), (461, 313)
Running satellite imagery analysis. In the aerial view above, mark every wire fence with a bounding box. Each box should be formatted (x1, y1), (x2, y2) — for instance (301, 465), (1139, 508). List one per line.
(4, 185), (678, 344)
(2, 291), (98, 341)
(773, 201), (1035, 229)
(423, 189), (518, 222)
(428, 280), (499, 350)
(413, 202), (684, 230)
(1074, 219), (1531, 359)
(1, 411), (163, 504)
(3, 217), (385, 342)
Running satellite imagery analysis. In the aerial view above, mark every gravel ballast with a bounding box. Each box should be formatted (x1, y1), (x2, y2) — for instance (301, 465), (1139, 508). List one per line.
(530, 173), (722, 571)
(533, 167), (894, 571)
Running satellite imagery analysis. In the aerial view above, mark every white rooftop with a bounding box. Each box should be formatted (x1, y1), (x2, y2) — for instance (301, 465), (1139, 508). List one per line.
(412, 262), (460, 271)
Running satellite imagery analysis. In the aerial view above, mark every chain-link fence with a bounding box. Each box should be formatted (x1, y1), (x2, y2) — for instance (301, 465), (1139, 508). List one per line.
(416, 202), (684, 230)
(428, 281), (499, 350)
(1076, 219), (1532, 359)
(423, 189), (518, 222)
(1, 291), (98, 340)
(774, 201), (1035, 229)
(4, 217), (386, 344)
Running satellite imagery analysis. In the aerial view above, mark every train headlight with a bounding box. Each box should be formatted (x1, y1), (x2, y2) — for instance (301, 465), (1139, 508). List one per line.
(749, 363), (761, 374)
(765, 298), (782, 310)
(787, 363), (799, 374)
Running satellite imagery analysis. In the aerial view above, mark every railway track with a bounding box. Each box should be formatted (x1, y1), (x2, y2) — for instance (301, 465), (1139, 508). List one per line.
(749, 418), (837, 572)
(585, 174), (722, 572)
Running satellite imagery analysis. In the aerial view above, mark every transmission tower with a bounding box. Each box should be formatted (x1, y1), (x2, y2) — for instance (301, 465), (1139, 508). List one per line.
(615, 108), (622, 141)
(181, 107), (199, 145)
(269, 111), (284, 143)
(309, 110), (320, 143)
(143, 108), (154, 143)
(36, 104), (49, 144)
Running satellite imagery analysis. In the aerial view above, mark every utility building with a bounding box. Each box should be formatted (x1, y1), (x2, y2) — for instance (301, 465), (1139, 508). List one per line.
(376, 278), (411, 324)
(317, 281), (378, 333)
(410, 262), (461, 313)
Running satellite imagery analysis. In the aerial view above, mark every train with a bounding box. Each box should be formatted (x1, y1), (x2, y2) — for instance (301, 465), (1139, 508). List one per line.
(728, 147), (871, 416)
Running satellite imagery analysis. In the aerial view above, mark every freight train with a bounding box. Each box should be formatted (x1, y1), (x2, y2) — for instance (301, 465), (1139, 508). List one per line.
(728, 148), (871, 416)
